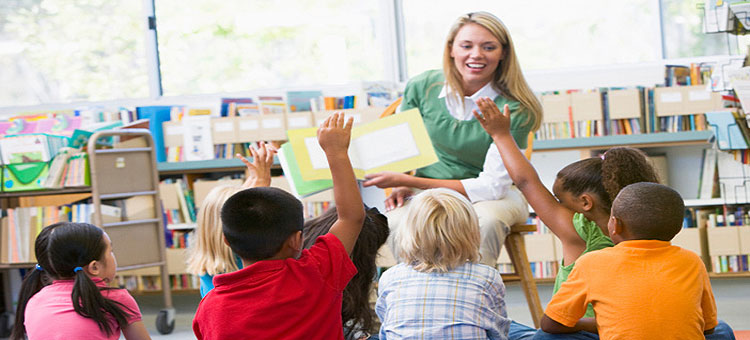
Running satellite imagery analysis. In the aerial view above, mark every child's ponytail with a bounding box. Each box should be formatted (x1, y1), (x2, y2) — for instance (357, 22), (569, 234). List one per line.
(600, 147), (660, 204)
(70, 266), (130, 336)
(10, 222), (63, 340)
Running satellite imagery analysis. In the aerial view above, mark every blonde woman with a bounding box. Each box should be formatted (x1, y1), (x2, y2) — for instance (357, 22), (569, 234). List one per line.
(375, 188), (510, 339)
(363, 11), (542, 268)
(186, 143), (275, 297)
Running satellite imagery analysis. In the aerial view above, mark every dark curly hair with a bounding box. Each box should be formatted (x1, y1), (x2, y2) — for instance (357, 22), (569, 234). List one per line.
(302, 206), (389, 339)
(556, 147), (660, 212)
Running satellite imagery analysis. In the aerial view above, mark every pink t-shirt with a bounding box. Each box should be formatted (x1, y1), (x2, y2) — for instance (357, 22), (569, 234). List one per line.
(25, 278), (142, 340)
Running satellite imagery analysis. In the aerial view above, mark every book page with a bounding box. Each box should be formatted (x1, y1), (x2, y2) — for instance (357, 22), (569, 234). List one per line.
(352, 122), (418, 170)
(303, 136), (330, 169)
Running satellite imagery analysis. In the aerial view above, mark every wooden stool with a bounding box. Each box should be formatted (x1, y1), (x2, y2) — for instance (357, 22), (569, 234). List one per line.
(502, 223), (544, 328)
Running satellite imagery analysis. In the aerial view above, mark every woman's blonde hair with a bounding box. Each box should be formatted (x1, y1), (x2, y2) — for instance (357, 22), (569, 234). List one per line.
(396, 188), (481, 273)
(443, 11), (542, 131)
(186, 185), (243, 276)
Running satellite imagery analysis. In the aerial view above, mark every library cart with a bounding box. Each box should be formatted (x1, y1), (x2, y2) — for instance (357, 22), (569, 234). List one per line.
(0, 129), (175, 335)
(87, 129), (175, 334)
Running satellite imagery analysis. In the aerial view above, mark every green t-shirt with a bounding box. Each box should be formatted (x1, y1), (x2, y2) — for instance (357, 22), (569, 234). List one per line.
(400, 70), (536, 180)
(553, 212), (614, 318)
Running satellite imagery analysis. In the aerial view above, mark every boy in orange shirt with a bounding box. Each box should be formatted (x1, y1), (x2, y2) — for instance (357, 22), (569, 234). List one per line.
(540, 182), (735, 340)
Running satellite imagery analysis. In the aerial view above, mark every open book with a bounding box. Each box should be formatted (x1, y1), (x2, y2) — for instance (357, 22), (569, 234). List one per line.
(279, 108), (438, 197)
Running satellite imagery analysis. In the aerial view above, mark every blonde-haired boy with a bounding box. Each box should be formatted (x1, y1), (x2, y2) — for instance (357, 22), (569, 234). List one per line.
(376, 188), (511, 339)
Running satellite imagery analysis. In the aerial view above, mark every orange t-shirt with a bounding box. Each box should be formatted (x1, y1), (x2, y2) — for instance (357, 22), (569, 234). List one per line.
(544, 240), (718, 340)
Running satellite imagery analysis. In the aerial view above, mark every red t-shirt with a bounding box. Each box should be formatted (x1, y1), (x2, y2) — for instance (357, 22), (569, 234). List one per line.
(193, 233), (357, 340)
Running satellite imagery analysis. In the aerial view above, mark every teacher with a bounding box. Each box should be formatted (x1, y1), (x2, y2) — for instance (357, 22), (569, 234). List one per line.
(363, 11), (542, 267)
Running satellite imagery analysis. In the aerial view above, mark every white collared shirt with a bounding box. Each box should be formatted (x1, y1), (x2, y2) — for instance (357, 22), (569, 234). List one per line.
(400, 82), (514, 202)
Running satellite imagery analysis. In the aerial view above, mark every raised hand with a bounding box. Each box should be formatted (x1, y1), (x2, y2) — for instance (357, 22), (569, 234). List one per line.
(473, 97), (511, 139)
(317, 112), (353, 155)
(239, 142), (276, 188)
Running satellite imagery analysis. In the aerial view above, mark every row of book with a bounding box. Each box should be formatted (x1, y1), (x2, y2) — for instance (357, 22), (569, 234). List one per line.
(0, 202), (125, 264)
(535, 85), (737, 140)
(116, 274), (199, 292)
(664, 63), (714, 87)
(683, 206), (750, 274)
(166, 230), (192, 249)
(712, 255), (749, 274)
(160, 178), (197, 227)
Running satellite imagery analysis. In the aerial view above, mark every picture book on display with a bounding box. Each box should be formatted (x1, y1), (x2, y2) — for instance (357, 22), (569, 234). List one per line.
(279, 108), (438, 197)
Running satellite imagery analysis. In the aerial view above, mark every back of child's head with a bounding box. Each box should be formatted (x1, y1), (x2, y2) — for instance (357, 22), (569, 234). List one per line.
(396, 188), (480, 273)
(187, 185), (243, 276)
(302, 206), (390, 338)
(221, 187), (304, 261)
(12, 222), (133, 340)
(612, 182), (684, 241)
(556, 147), (660, 211)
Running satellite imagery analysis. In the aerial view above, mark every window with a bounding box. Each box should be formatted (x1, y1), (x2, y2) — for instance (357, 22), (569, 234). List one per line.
(155, 0), (384, 96)
(401, 1), (663, 78)
(0, 0), (149, 107)
(661, 0), (736, 58)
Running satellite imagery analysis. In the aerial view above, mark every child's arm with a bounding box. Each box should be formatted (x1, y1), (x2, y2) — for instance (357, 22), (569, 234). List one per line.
(540, 315), (597, 334)
(122, 321), (152, 340)
(238, 142), (276, 188)
(317, 112), (366, 255)
(474, 98), (586, 262)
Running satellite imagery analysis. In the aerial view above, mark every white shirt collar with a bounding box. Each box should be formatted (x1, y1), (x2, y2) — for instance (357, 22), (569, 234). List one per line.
(439, 82), (500, 120)
(438, 81), (500, 101)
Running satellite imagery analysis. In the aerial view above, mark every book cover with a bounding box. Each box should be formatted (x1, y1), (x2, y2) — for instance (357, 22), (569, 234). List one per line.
(181, 115), (214, 161)
(286, 91), (322, 112)
(705, 110), (749, 149)
(136, 106), (172, 162)
(278, 143), (333, 198)
(286, 108), (438, 181)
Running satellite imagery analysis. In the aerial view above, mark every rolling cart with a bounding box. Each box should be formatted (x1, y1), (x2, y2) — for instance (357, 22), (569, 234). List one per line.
(87, 129), (175, 334)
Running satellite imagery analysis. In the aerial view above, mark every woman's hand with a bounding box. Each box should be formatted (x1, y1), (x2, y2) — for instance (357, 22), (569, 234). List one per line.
(362, 171), (412, 189)
(240, 142), (276, 188)
(473, 97), (511, 140)
(384, 186), (414, 211)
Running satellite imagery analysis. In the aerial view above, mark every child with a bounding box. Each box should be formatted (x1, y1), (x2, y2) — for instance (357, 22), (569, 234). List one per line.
(474, 98), (658, 317)
(376, 188), (511, 339)
(186, 142), (275, 297)
(540, 182), (721, 339)
(192, 112), (366, 339)
(302, 206), (390, 340)
(12, 222), (149, 340)
(475, 99), (736, 340)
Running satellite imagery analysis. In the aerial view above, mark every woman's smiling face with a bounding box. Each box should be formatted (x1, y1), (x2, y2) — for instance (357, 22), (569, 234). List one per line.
(450, 23), (503, 95)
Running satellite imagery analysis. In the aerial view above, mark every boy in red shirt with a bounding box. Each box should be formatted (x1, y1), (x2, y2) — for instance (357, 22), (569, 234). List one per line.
(193, 113), (365, 340)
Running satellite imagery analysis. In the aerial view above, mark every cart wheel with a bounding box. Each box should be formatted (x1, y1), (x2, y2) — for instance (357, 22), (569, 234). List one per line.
(156, 309), (175, 335)
(0, 312), (12, 337)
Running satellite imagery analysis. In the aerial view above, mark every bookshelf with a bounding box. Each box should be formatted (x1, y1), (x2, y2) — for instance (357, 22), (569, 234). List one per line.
(534, 130), (714, 152)
(157, 158), (277, 175)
